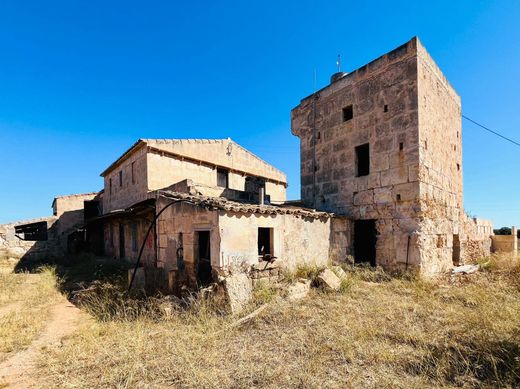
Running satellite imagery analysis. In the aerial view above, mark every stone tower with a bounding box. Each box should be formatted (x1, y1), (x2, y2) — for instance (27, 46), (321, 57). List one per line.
(291, 37), (466, 275)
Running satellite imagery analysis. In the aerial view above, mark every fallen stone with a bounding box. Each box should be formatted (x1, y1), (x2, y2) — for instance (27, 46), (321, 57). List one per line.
(223, 272), (252, 315)
(452, 264), (479, 275)
(316, 268), (342, 291)
(331, 266), (348, 280)
(286, 278), (311, 301)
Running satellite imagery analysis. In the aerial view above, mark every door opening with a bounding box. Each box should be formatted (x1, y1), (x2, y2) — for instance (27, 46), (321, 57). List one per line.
(119, 223), (125, 259)
(196, 231), (212, 286)
(452, 234), (461, 266)
(354, 220), (377, 266)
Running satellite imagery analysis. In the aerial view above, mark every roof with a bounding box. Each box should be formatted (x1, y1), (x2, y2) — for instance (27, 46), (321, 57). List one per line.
(158, 190), (333, 219)
(51, 192), (100, 209)
(100, 138), (287, 184)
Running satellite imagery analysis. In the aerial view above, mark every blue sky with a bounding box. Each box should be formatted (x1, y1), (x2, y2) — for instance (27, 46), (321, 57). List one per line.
(0, 1), (519, 227)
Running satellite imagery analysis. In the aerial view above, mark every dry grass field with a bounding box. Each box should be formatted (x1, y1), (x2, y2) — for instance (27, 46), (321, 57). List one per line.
(1, 251), (519, 388)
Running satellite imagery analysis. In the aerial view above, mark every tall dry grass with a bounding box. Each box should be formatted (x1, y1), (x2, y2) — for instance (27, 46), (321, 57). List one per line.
(33, 253), (520, 388)
(0, 258), (62, 361)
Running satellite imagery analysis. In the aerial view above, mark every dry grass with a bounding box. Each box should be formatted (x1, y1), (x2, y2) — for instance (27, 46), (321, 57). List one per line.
(0, 256), (61, 362)
(31, 253), (520, 388)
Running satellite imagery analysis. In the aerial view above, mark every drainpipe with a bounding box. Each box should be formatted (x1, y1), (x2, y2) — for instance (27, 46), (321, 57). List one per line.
(259, 188), (264, 206)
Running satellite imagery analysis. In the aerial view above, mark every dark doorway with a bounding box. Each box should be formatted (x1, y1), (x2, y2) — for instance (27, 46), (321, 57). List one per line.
(119, 223), (125, 259)
(354, 220), (377, 266)
(196, 231), (212, 286)
(452, 234), (461, 265)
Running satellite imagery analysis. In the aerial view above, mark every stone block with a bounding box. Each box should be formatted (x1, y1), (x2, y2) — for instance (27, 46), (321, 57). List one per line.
(223, 272), (252, 315)
(286, 279), (311, 301)
(316, 268), (341, 291)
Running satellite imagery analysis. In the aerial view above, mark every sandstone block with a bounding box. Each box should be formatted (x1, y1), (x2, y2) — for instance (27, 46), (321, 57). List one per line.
(286, 279), (311, 301)
(316, 268), (341, 291)
(223, 272), (252, 315)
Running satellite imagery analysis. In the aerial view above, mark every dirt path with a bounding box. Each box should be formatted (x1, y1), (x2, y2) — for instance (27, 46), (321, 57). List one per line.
(0, 299), (83, 388)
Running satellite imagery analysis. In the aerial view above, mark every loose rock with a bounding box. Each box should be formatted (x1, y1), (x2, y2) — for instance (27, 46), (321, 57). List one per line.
(316, 268), (342, 291)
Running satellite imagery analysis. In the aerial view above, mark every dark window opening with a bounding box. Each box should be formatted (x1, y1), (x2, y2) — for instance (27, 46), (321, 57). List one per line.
(399, 142), (404, 151)
(355, 143), (370, 177)
(119, 171), (123, 187)
(384, 104), (388, 113)
(314, 164), (318, 172)
(131, 162), (135, 184)
(196, 231), (212, 286)
(258, 227), (273, 259)
(84, 200), (101, 221)
(424, 140), (428, 150)
(131, 223), (138, 252)
(317, 131), (321, 140)
(15, 221), (48, 241)
(396, 194), (401, 201)
(217, 168), (229, 188)
(342, 105), (353, 122)
(457, 163), (460, 171)
(354, 220), (377, 266)
(109, 178), (112, 195)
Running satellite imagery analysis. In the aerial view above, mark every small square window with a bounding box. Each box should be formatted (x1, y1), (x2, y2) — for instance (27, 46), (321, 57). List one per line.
(342, 105), (353, 122)
(355, 143), (370, 177)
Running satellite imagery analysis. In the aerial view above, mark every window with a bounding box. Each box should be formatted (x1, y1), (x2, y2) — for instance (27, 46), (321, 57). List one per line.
(424, 140), (428, 150)
(396, 194), (401, 201)
(109, 178), (113, 195)
(342, 105), (353, 122)
(14, 221), (48, 241)
(399, 142), (404, 151)
(258, 227), (273, 258)
(131, 223), (138, 252)
(355, 143), (370, 177)
(119, 170), (123, 187)
(384, 104), (389, 113)
(457, 163), (460, 171)
(131, 162), (135, 184)
(217, 168), (229, 188)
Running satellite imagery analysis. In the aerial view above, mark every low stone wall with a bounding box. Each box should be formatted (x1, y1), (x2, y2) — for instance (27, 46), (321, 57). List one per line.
(491, 235), (518, 254)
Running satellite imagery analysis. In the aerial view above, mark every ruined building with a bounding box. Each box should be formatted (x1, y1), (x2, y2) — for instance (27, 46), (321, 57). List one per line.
(291, 37), (492, 275)
(1, 37), (498, 287)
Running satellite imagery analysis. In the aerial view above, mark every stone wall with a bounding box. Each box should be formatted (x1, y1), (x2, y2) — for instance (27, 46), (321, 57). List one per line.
(491, 227), (518, 254)
(291, 37), (423, 272)
(103, 144), (149, 213)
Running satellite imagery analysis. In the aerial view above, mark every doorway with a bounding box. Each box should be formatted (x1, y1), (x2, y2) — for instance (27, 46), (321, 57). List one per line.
(452, 234), (461, 265)
(196, 231), (212, 286)
(119, 223), (125, 259)
(354, 220), (377, 266)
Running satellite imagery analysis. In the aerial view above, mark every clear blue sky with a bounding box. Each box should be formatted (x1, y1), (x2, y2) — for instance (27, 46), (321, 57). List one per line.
(0, 1), (519, 228)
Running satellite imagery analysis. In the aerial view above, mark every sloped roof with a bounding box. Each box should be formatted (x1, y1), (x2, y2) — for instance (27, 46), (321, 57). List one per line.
(158, 190), (332, 219)
(100, 138), (287, 184)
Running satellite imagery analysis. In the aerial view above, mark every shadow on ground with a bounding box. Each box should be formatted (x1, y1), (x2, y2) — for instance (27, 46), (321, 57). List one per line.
(14, 252), (132, 295)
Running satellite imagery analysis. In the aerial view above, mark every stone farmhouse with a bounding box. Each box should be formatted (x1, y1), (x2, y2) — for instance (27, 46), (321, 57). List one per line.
(2, 36), (509, 291)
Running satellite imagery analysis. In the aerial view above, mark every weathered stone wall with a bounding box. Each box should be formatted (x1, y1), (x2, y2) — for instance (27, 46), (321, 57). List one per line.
(103, 211), (156, 266)
(491, 226), (518, 254)
(103, 144), (149, 213)
(291, 37), (422, 271)
(0, 216), (59, 261)
(218, 212), (334, 271)
(156, 198), (220, 286)
(415, 40), (465, 274)
(102, 139), (287, 213)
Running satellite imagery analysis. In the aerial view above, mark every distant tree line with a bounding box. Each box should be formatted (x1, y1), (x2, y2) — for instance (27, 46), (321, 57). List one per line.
(493, 227), (520, 238)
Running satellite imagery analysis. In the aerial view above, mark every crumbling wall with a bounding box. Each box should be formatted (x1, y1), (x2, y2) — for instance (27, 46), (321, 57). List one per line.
(492, 226), (518, 254)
